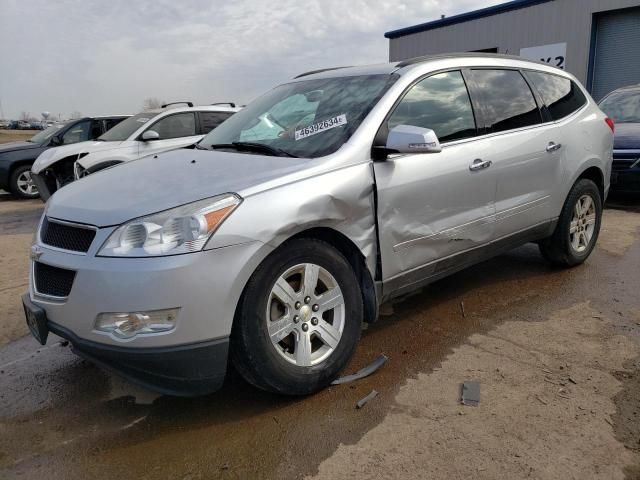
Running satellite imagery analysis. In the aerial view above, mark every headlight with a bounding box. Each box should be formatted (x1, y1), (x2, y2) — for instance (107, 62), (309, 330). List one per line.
(98, 194), (241, 257)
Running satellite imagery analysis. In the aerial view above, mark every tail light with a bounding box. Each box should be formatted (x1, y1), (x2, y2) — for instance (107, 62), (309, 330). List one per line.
(605, 117), (615, 133)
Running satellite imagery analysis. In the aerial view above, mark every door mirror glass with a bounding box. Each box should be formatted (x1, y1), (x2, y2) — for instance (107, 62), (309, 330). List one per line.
(141, 130), (160, 141)
(386, 125), (442, 154)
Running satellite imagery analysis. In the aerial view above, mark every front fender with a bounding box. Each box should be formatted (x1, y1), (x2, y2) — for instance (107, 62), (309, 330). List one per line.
(32, 142), (94, 174)
(207, 162), (378, 277)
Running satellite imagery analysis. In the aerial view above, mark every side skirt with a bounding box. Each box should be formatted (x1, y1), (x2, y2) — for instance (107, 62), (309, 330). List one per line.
(380, 219), (557, 302)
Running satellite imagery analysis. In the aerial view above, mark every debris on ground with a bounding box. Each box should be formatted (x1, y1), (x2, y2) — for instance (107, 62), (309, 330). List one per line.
(535, 395), (549, 405)
(356, 390), (379, 409)
(331, 354), (388, 385)
(461, 380), (480, 406)
(460, 301), (466, 318)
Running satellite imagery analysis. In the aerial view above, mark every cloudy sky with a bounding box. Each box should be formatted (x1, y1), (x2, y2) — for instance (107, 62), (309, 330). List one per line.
(0, 0), (498, 120)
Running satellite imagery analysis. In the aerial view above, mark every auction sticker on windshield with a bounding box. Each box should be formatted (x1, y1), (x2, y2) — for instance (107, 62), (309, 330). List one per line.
(295, 114), (347, 141)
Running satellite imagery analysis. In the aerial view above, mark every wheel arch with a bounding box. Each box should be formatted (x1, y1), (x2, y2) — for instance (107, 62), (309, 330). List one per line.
(8, 158), (36, 179)
(288, 227), (379, 324)
(576, 165), (605, 200)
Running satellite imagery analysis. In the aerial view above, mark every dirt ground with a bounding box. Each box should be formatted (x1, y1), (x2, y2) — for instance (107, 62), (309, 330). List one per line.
(0, 195), (639, 480)
(0, 129), (38, 144)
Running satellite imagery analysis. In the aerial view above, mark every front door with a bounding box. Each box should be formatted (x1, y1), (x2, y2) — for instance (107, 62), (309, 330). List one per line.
(137, 112), (203, 158)
(374, 70), (496, 292)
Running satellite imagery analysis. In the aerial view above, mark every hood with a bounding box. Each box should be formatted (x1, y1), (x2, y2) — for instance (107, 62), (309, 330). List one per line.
(613, 123), (640, 150)
(0, 141), (42, 154)
(32, 140), (122, 173)
(46, 149), (315, 226)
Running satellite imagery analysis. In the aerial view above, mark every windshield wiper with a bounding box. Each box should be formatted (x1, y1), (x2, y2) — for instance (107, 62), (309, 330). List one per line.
(207, 142), (297, 158)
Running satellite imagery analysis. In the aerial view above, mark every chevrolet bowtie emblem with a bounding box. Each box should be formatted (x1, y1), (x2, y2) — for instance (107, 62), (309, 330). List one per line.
(30, 245), (43, 261)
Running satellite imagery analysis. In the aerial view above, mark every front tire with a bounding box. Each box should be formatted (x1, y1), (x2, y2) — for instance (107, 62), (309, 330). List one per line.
(539, 179), (602, 266)
(9, 165), (39, 199)
(231, 239), (363, 395)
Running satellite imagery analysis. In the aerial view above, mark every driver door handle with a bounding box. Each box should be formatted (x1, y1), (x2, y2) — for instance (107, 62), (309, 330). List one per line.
(469, 158), (492, 171)
(546, 142), (562, 153)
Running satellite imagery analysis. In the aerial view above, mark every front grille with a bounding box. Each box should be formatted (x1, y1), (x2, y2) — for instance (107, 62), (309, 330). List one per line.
(34, 262), (76, 297)
(41, 217), (96, 253)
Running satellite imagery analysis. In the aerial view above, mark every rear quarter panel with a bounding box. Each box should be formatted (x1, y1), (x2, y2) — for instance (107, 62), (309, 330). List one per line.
(552, 98), (613, 215)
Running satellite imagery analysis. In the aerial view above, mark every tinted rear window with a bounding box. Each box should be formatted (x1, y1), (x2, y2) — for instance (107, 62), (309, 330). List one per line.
(527, 72), (587, 121)
(471, 69), (542, 133)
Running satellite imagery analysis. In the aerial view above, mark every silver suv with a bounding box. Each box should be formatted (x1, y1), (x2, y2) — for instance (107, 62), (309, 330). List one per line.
(23, 54), (613, 396)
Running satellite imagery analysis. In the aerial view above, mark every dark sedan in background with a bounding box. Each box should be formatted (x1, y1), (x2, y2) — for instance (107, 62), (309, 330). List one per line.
(0, 115), (129, 198)
(599, 85), (640, 195)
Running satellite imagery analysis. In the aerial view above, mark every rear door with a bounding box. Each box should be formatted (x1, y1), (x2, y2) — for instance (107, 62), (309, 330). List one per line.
(137, 112), (201, 158)
(467, 69), (561, 237)
(374, 70), (497, 289)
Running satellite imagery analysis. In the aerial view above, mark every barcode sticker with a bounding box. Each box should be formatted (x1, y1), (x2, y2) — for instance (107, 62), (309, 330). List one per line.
(295, 114), (347, 141)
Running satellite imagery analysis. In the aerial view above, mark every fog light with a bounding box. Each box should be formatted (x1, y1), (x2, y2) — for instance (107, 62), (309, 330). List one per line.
(95, 308), (179, 339)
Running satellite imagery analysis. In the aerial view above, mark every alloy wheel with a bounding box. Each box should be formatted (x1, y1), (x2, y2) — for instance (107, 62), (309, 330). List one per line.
(266, 263), (345, 367)
(16, 170), (38, 196)
(569, 194), (596, 253)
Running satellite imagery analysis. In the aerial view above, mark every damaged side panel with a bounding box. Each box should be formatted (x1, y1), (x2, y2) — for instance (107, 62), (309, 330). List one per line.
(208, 162), (379, 278)
(373, 139), (497, 296)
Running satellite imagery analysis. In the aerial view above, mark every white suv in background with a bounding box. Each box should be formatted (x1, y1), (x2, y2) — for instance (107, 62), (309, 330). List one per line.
(31, 102), (240, 200)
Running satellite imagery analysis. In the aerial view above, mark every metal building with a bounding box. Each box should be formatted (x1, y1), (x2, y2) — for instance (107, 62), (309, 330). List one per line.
(385, 0), (640, 99)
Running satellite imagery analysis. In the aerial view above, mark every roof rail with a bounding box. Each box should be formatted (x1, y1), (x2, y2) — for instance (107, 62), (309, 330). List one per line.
(395, 52), (546, 68)
(161, 102), (194, 108)
(211, 102), (236, 108)
(294, 66), (352, 79)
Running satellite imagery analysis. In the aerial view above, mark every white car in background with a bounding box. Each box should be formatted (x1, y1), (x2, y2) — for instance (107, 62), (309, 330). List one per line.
(31, 102), (240, 200)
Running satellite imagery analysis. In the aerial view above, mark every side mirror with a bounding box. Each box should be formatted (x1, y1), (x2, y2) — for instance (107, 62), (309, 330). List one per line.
(50, 135), (62, 146)
(385, 125), (442, 154)
(141, 130), (160, 141)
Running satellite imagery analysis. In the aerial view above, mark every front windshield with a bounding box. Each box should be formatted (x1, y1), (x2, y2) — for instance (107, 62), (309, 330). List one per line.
(199, 74), (398, 158)
(98, 112), (160, 141)
(29, 123), (64, 144)
(599, 90), (640, 123)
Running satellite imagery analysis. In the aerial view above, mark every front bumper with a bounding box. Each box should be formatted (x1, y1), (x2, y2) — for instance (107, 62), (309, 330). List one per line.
(610, 167), (640, 194)
(610, 153), (640, 194)
(28, 231), (271, 395)
(24, 293), (228, 396)
(30, 171), (56, 201)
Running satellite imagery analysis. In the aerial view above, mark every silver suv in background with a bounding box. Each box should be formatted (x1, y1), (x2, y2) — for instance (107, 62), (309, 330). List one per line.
(23, 54), (613, 397)
(31, 102), (240, 200)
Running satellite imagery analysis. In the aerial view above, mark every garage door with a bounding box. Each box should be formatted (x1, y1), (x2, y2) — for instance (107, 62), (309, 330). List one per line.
(591, 7), (640, 100)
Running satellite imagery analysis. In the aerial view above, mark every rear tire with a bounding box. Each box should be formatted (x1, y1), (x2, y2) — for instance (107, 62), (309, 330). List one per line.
(539, 179), (602, 266)
(230, 238), (363, 395)
(9, 165), (39, 199)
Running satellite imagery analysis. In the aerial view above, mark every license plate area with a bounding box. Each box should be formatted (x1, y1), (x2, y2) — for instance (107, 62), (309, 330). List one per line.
(22, 295), (49, 345)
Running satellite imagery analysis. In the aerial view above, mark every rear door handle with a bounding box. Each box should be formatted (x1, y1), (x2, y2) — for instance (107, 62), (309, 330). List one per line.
(546, 142), (562, 153)
(469, 158), (492, 171)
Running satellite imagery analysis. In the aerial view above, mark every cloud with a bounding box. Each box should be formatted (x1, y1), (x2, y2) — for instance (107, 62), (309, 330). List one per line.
(0, 0), (498, 119)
